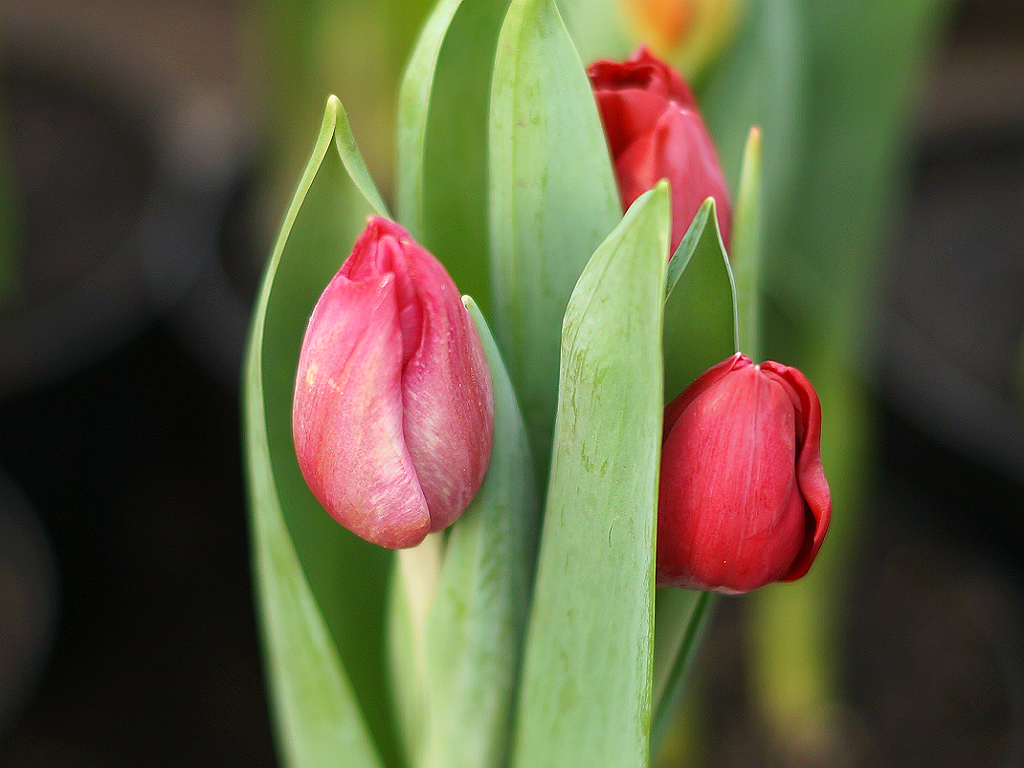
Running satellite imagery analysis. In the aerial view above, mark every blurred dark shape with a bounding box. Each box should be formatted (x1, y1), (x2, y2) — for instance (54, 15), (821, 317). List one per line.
(879, 126), (1024, 493)
(0, 4), (272, 763)
(0, 60), (158, 394)
(877, 0), (1024, 545)
(0, 469), (58, 736)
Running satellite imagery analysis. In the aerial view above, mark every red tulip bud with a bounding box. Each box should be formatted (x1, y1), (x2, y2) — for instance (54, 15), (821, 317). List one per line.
(588, 45), (732, 255)
(656, 353), (831, 593)
(292, 217), (494, 549)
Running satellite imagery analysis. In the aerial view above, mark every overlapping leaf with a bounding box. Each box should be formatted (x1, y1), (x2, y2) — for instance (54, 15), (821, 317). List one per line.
(244, 97), (397, 768)
(488, 0), (621, 478)
(397, 0), (511, 313)
(512, 184), (669, 768)
(418, 299), (539, 768)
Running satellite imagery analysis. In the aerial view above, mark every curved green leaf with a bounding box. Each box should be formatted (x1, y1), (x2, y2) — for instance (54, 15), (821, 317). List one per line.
(333, 100), (392, 220)
(418, 298), (540, 768)
(554, 0), (630, 66)
(662, 198), (737, 400)
(488, 0), (621, 478)
(396, 0), (510, 312)
(244, 96), (396, 768)
(512, 183), (669, 768)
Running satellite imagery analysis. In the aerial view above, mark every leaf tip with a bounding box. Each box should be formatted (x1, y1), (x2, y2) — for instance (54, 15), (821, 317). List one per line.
(747, 124), (762, 146)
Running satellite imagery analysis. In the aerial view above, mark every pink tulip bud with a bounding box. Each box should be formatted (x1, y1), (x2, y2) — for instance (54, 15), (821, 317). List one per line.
(292, 217), (494, 549)
(656, 353), (831, 593)
(588, 45), (732, 255)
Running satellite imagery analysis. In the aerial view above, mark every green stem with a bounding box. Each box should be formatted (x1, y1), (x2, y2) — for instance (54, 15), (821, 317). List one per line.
(649, 590), (718, 759)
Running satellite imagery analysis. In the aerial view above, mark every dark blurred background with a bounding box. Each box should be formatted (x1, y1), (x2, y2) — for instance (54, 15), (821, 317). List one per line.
(0, 0), (1022, 766)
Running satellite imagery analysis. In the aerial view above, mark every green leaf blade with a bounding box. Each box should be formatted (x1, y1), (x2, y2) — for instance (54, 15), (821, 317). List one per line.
(488, 0), (621, 478)
(246, 388), (384, 768)
(396, 0), (510, 314)
(729, 125), (763, 359)
(419, 298), (540, 768)
(663, 198), (737, 400)
(396, 0), (464, 233)
(244, 97), (397, 768)
(511, 184), (670, 768)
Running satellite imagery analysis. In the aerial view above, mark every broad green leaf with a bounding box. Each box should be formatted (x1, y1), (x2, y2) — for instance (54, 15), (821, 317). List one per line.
(662, 198), (737, 400)
(512, 183), (669, 768)
(419, 298), (540, 768)
(488, 0), (622, 479)
(396, 0), (510, 313)
(554, 0), (631, 66)
(244, 96), (397, 768)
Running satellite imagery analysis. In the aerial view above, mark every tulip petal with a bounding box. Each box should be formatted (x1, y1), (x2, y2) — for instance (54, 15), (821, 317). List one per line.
(615, 108), (732, 251)
(402, 257), (494, 532)
(761, 361), (831, 582)
(593, 89), (674, 155)
(588, 46), (732, 254)
(293, 270), (431, 549)
(294, 216), (494, 549)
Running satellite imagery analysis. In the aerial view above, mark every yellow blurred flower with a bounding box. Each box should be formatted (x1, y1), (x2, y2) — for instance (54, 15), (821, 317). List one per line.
(620, 0), (746, 80)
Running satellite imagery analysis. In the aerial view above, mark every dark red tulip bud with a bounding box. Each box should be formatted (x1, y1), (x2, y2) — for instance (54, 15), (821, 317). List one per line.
(657, 353), (831, 593)
(588, 45), (732, 255)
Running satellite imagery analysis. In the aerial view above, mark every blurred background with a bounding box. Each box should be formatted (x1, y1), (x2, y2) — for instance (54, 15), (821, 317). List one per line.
(0, 0), (1022, 766)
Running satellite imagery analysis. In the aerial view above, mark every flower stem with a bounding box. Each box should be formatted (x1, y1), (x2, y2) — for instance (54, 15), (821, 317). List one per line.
(649, 589), (718, 759)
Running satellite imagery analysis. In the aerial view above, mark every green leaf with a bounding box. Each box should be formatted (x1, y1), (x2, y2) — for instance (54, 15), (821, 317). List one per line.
(418, 298), (540, 768)
(333, 101), (392, 220)
(511, 183), (669, 768)
(488, 0), (622, 479)
(396, 0), (510, 313)
(396, 0), (463, 231)
(246, 411), (384, 768)
(554, 0), (631, 66)
(662, 198), (737, 400)
(730, 125), (764, 359)
(244, 96), (398, 768)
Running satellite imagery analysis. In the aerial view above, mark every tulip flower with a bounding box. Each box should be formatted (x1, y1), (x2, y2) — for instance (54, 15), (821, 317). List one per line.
(588, 46), (732, 254)
(656, 353), (830, 593)
(292, 217), (494, 549)
(617, 0), (744, 81)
